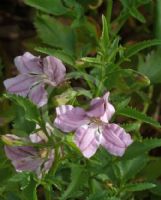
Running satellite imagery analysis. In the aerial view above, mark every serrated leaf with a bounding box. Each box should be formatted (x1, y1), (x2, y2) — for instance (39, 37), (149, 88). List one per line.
(124, 182), (156, 192)
(36, 47), (75, 66)
(25, 0), (68, 15)
(121, 122), (140, 132)
(117, 106), (160, 128)
(4, 94), (41, 123)
(35, 15), (75, 55)
(139, 50), (161, 84)
(119, 39), (161, 63)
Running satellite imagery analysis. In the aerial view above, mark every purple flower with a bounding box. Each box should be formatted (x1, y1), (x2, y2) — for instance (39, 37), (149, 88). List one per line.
(4, 126), (54, 178)
(4, 52), (66, 107)
(54, 92), (133, 158)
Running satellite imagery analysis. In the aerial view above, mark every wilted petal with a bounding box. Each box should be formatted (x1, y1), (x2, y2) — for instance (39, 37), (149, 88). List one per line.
(74, 124), (101, 158)
(87, 98), (105, 118)
(43, 56), (66, 85)
(28, 83), (48, 107)
(100, 92), (115, 123)
(5, 146), (37, 160)
(101, 123), (133, 156)
(13, 157), (43, 172)
(14, 52), (43, 74)
(54, 105), (89, 132)
(3, 74), (36, 96)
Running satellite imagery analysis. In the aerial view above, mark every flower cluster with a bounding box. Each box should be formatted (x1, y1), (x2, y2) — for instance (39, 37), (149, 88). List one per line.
(3, 52), (133, 178)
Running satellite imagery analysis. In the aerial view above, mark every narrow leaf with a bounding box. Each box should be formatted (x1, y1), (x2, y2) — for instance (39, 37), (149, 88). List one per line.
(124, 182), (156, 192)
(117, 106), (160, 128)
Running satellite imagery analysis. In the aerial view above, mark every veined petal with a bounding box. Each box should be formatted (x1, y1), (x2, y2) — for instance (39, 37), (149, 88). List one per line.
(74, 124), (101, 158)
(3, 74), (36, 96)
(4, 146), (37, 160)
(43, 56), (66, 85)
(13, 157), (43, 172)
(101, 123), (132, 156)
(100, 92), (115, 123)
(28, 83), (48, 107)
(54, 105), (89, 132)
(14, 52), (43, 74)
(87, 98), (105, 118)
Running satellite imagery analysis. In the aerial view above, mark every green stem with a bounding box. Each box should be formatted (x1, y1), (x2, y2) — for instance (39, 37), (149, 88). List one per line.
(44, 184), (53, 200)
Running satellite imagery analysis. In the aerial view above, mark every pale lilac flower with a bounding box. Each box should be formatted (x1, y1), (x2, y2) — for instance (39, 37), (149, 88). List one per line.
(4, 52), (66, 107)
(3, 125), (54, 178)
(54, 92), (132, 158)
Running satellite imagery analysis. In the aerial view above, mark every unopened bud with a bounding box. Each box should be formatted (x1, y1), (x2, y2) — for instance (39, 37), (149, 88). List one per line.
(1, 134), (25, 146)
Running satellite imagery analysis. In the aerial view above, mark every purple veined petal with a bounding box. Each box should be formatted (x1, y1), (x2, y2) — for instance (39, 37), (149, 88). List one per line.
(12, 157), (44, 172)
(101, 123), (133, 157)
(3, 74), (36, 96)
(14, 52), (43, 74)
(100, 92), (115, 123)
(4, 146), (37, 160)
(86, 97), (105, 118)
(28, 83), (48, 107)
(54, 105), (89, 132)
(74, 124), (101, 158)
(43, 56), (66, 85)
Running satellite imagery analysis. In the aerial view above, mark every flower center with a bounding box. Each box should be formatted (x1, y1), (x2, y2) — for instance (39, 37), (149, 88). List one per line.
(90, 117), (103, 126)
(39, 148), (48, 158)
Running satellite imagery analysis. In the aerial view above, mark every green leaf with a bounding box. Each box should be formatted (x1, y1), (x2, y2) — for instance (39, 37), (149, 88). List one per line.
(142, 159), (161, 180)
(35, 47), (75, 66)
(139, 50), (161, 84)
(120, 39), (161, 63)
(114, 155), (148, 182)
(124, 138), (161, 159)
(121, 122), (140, 132)
(60, 164), (88, 200)
(100, 15), (109, 52)
(117, 106), (160, 128)
(124, 182), (156, 192)
(120, 0), (150, 23)
(4, 94), (41, 123)
(22, 176), (38, 200)
(25, 0), (68, 15)
(13, 105), (36, 136)
(129, 7), (146, 23)
(35, 15), (75, 55)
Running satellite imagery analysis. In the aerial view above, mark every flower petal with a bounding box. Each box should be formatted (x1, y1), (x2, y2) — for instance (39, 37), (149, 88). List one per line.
(54, 105), (89, 132)
(5, 146), (37, 159)
(3, 74), (36, 96)
(74, 124), (101, 158)
(14, 52), (43, 74)
(43, 56), (66, 85)
(28, 83), (48, 107)
(87, 98), (105, 118)
(13, 157), (43, 172)
(100, 92), (115, 123)
(101, 123), (133, 156)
